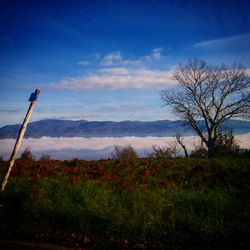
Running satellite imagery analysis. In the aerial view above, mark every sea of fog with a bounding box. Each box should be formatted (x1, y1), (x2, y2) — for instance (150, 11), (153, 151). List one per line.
(0, 134), (250, 160)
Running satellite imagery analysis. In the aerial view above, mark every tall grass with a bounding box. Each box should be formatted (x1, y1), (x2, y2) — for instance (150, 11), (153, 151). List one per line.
(0, 158), (249, 249)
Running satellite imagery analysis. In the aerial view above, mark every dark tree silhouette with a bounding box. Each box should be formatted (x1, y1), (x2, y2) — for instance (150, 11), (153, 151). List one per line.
(176, 134), (188, 158)
(161, 59), (250, 157)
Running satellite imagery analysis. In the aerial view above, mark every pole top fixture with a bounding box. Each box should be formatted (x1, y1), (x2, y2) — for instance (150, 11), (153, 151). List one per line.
(28, 89), (40, 102)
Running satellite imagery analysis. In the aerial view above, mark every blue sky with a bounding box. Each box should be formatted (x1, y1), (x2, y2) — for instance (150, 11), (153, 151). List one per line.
(1, 0), (250, 126)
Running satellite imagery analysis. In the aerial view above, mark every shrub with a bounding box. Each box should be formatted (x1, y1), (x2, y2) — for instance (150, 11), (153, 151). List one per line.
(39, 154), (51, 161)
(111, 145), (138, 161)
(214, 129), (240, 157)
(191, 129), (241, 158)
(150, 143), (179, 159)
(20, 147), (35, 160)
(238, 148), (250, 158)
(190, 146), (208, 158)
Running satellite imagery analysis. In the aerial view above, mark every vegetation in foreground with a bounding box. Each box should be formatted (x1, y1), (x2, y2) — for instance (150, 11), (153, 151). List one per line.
(0, 156), (249, 249)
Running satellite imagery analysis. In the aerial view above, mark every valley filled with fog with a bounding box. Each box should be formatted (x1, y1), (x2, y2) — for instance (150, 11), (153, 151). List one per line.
(1, 133), (250, 160)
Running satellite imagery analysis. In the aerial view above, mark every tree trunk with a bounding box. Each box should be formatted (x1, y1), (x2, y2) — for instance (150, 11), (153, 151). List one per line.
(207, 141), (216, 158)
(181, 145), (188, 158)
(183, 146), (188, 158)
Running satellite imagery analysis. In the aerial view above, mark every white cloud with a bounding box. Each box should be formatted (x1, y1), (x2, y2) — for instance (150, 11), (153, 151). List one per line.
(98, 67), (130, 75)
(101, 51), (123, 66)
(0, 136), (198, 160)
(100, 50), (142, 67)
(1, 133), (249, 160)
(48, 67), (174, 90)
(192, 33), (250, 50)
(78, 60), (90, 66)
(49, 48), (171, 91)
(146, 47), (164, 61)
(100, 48), (165, 67)
(245, 69), (250, 76)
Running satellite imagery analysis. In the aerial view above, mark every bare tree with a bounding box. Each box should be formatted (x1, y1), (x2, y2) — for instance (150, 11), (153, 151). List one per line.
(161, 59), (250, 157)
(176, 134), (188, 158)
(150, 142), (179, 159)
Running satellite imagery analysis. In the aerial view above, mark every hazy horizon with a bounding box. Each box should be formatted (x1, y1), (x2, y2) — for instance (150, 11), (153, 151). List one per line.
(1, 133), (250, 160)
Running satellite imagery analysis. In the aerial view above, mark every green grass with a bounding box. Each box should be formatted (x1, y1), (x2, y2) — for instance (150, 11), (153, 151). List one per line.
(0, 158), (249, 249)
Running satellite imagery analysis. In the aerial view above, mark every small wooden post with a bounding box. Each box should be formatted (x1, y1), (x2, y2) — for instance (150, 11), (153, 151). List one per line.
(1, 89), (40, 192)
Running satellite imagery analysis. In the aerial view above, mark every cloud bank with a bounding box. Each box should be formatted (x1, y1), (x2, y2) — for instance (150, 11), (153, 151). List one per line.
(1, 133), (249, 160)
(49, 48), (174, 91)
(48, 68), (173, 90)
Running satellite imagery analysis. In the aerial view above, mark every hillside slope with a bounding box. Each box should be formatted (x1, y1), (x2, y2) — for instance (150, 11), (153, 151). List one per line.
(0, 119), (249, 138)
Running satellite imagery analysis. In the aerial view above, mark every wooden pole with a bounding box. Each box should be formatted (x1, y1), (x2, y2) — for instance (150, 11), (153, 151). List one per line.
(1, 89), (40, 192)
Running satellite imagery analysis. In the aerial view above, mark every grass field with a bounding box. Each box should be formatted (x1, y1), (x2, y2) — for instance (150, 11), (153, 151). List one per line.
(0, 158), (249, 249)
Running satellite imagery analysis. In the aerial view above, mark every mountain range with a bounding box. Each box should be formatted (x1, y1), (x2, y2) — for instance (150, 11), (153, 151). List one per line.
(0, 119), (250, 139)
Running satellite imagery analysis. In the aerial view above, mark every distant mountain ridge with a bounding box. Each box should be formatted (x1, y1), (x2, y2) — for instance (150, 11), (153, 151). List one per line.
(0, 119), (250, 139)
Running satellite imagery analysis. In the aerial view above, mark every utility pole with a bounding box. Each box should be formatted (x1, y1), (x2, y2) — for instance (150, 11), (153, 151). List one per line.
(1, 89), (40, 192)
